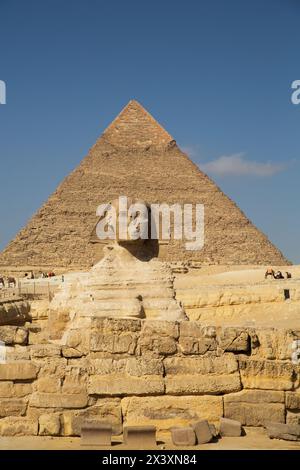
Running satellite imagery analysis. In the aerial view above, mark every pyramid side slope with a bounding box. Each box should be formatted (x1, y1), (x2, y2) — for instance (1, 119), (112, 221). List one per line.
(0, 141), (289, 268)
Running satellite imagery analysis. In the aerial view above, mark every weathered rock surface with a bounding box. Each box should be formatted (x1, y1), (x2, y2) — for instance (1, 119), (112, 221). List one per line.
(62, 399), (122, 436)
(0, 417), (38, 436)
(0, 326), (28, 345)
(0, 362), (38, 381)
(192, 420), (213, 444)
(239, 359), (297, 390)
(121, 396), (223, 431)
(164, 355), (241, 395)
(220, 417), (242, 437)
(39, 413), (61, 436)
(224, 390), (285, 426)
(171, 427), (196, 446)
(265, 422), (300, 441)
(29, 392), (88, 409)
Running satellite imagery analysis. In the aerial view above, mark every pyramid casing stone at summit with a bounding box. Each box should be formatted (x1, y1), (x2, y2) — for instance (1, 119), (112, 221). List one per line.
(0, 100), (288, 269)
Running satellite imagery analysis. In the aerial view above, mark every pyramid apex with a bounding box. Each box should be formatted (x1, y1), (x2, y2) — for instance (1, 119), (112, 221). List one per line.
(101, 99), (174, 149)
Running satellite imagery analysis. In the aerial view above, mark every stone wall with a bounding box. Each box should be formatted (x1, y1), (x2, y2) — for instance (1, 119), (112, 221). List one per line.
(0, 319), (299, 436)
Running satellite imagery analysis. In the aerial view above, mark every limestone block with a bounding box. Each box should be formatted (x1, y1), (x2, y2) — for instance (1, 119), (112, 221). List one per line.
(67, 357), (89, 368)
(89, 358), (126, 375)
(15, 327), (29, 345)
(37, 376), (61, 393)
(239, 359), (297, 390)
(62, 399), (122, 436)
(88, 375), (164, 396)
(27, 406), (65, 419)
(141, 321), (179, 338)
(89, 357), (163, 377)
(225, 389), (285, 404)
(0, 362), (38, 380)
(5, 345), (31, 361)
(0, 417), (38, 436)
(179, 322), (217, 355)
(138, 321), (178, 356)
(171, 427), (196, 446)
(30, 344), (62, 358)
(91, 317), (141, 333)
(219, 328), (249, 353)
(286, 392), (300, 410)
(252, 329), (297, 360)
(65, 329), (90, 355)
(39, 413), (61, 436)
(14, 383), (33, 398)
(287, 411), (300, 425)
(0, 382), (32, 398)
(90, 332), (137, 354)
(265, 422), (300, 441)
(192, 420), (213, 444)
(220, 417), (242, 437)
(29, 392), (88, 409)
(179, 322), (216, 338)
(62, 347), (84, 358)
(62, 370), (88, 395)
(224, 390), (285, 426)
(164, 355), (238, 375)
(121, 395), (223, 431)
(0, 326), (28, 345)
(164, 355), (241, 395)
(165, 374), (241, 395)
(126, 357), (164, 376)
(0, 398), (27, 417)
(33, 357), (67, 379)
(65, 329), (83, 349)
(0, 381), (13, 397)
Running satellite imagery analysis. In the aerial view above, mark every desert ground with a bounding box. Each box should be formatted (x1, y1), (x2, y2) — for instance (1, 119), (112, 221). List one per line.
(0, 428), (300, 450)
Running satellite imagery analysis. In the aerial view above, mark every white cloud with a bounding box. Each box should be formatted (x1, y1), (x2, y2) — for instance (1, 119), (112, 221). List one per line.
(201, 153), (285, 177)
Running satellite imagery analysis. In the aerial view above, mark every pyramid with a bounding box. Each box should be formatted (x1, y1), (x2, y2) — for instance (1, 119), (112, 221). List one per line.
(0, 100), (289, 270)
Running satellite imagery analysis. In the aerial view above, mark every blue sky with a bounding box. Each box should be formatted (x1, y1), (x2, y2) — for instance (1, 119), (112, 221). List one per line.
(0, 0), (299, 262)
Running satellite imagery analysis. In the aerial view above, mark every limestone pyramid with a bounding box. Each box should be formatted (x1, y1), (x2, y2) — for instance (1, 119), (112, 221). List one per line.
(0, 100), (288, 269)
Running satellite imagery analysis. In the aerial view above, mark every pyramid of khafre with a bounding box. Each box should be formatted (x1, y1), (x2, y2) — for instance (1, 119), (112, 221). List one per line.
(0, 100), (289, 269)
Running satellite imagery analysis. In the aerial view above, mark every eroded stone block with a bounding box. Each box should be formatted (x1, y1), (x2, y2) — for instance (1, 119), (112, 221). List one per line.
(29, 392), (88, 409)
(122, 396), (223, 431)
(265, 421), (300, 441)
(39, 413), (61, 436)
(224, 390), (285, 426)
(171, 427), (196, 446)
(62, 399), (122, 436)
(0, 417), (38, 436)
(0, 362), (38, 381)
(220, 417), (242, 437)
(192, 420), (213, 444)
(239, 359), (296, 390)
